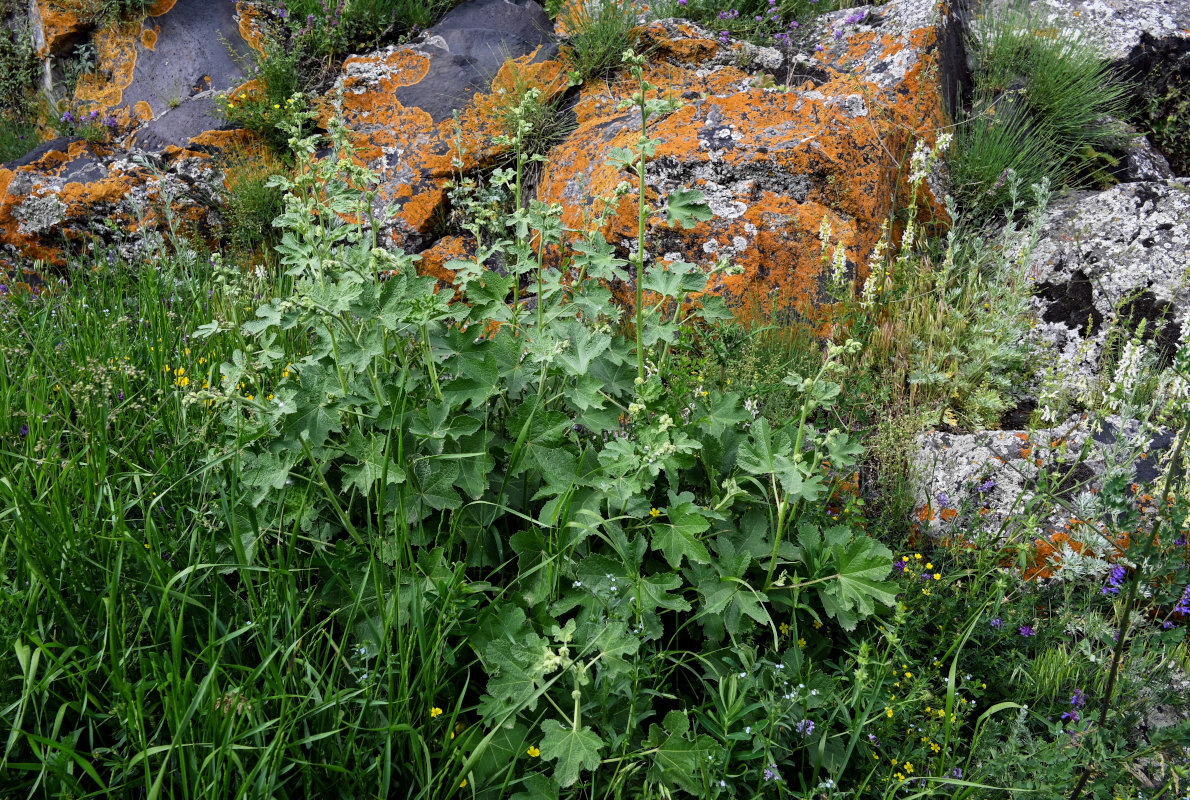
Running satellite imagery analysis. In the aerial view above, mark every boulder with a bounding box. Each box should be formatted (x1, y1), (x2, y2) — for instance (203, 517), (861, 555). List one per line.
(70, 0), (254, 135)
(912, 414), (1176, 576)
(332, 0), (564, 250)
(1026, 179), (1190, 398)
(536, 0), (959, 314)
(981, 0), (1190, 64)
(0, 133), (245, 263)
(0, 0), (260, 263)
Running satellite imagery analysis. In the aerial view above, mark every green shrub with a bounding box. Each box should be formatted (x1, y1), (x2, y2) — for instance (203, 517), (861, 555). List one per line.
(0, 26), (38, 119)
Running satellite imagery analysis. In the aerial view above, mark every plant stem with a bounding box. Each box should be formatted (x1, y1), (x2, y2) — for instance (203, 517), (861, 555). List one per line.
(1070, 413), (1190, 800)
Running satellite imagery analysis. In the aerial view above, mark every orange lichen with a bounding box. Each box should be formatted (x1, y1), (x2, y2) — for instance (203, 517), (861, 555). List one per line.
(33, 2), (87, 57)
(536, 16), (950, 317)
(73, 18), (141, 115)
(140, 27), (158, 50)
(235, 0), (269, 54)
(336, 45), (569, 242)
(416, 235), (474, 288)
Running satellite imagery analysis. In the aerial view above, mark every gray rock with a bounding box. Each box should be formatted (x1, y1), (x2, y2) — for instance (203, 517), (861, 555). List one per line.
(1026, 179), (1190, 397)
(119, 0), (254, 122)
(1120, 132), (1176, 182)
(979, 0), (1190, 63)
(912, 414), (1175, 543)
(397, 0), (555, 123)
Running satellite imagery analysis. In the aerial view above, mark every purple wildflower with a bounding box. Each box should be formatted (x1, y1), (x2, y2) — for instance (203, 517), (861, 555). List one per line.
(989, 618), (1002, 630)
(763, 764), (779, 782)
(977, 478), (997, 495)
(795, 719), (815, 737)
(893, 560), (906, 573)
(1174, 584), (1190, 616)
(937, 491), (950, 508)
(1102, 564), (1126, 595)
(1019, 624), (1035, 637)
(951, 768), (963, 779)
(60, 111), (74, 124)
(1070, 688), (1086, 708)
(19, 424), (28, 437)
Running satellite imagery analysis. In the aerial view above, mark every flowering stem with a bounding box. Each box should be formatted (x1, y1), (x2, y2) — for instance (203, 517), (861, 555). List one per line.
(1070, 413), (1190, 800)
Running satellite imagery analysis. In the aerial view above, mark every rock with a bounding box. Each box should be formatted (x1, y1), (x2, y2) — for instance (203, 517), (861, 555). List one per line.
(0, 134), (243, 264)
(981, 0), (1190, 64)
(0, 0), (262, 263)
(1026, 179), (1190, 397)
(912, 414), (1175, 575)
(1124, 32), (1190, 176)
(71, 0), (254, 134)
(333, 0), (564, 250)
(536, 0), (958, 314)
(1119, 131), (1175, 182)
(28, 0), (90, 59)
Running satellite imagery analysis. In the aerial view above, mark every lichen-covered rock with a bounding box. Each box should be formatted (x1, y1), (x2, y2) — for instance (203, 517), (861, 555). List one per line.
(71, 0), (254, 134)
(1026, 179), (1190, 397)
(28, 0), (89, 59)
(912, 414), (1175, 576)
(1119, 130), (1175, 182)
(0, 135), (242, 263)
(332, 0), (563, 250)
(983, 0), (1190, 63)
(537, 0), (958, 315)
(0, 0), (262, 262)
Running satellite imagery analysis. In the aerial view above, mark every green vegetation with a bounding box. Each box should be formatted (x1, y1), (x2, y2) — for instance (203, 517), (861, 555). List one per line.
(653, 0), (856, 46)
(281, 0), (464, 59)
(3, 4), (1190, 800)
(0, 115), (38, 163)
(557, 0), (640, 82)
(0, 25), (38, 123)
(949, 7), (1130, 217)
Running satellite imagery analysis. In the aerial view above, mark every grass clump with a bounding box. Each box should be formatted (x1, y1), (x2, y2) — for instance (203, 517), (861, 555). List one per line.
(950, 6), (1130, 217)
(657, 0), (854, 47)
(558, 0), (640, 82)
(280, 0), (464, 59)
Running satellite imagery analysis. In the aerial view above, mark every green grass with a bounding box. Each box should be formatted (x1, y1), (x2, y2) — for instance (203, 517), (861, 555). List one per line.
(0, 114), (37, 163)
(656, 0), (856, 46)
(950, 6), (1130, 217)
(558, 0), (640, 82)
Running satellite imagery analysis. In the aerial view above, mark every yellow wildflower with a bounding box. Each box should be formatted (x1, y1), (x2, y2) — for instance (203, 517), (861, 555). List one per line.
(527, 745), (540, 757)
(431, 707), (443, 718)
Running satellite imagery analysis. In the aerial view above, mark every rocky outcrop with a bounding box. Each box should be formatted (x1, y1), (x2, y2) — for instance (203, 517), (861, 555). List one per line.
(983, 0), (1190, 62)
(331, 0), (564, 250)
(912, 414), (1176, 575)
(0, 0), (258, 263)
(0, 133), (245, 263)
(1027, 179), (1190, 398)
(537, 0), (958, 314)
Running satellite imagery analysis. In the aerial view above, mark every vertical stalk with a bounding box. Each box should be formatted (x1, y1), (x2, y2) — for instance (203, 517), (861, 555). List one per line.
(1070, 414), (1190, 800)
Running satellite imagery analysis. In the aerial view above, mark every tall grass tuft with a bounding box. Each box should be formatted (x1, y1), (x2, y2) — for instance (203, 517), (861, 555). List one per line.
(950, 7), (1129, 217)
